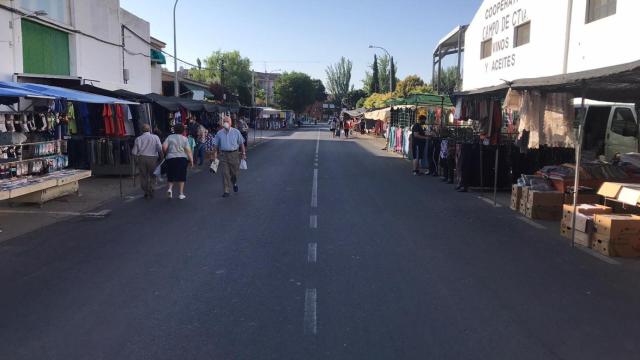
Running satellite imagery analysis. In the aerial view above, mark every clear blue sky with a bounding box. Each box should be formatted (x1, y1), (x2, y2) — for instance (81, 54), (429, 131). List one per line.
(121, 0), (482, 88)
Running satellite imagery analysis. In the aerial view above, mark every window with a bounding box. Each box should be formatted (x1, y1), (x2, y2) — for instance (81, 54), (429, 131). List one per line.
(480, 39), (492, 59)
(21, 19), (70, 76)
(610, 107), (637, 137)
(514, 22), (531, 47)
(20, 0), (70, 25)
(586, 0), (617, 23)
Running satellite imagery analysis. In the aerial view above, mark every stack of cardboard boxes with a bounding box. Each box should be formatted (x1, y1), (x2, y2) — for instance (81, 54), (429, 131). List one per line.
(560, 204), (612, 247)
(592, 214), (640, 257)
(511, 185), (564, 220)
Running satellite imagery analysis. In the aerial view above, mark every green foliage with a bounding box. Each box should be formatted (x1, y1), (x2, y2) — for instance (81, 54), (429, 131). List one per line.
(311, 79), (327, 102)
(344, 89), (368, 109)
(435, 66), (461, 95)
(390, 57), (397, 92)
(274, 72), (316, 114)
(188, 50), (253, 104)
(356, 97), (366, 109)
(370, 54), (380, 94)
(362, 92), (393, 109)
(394, 75), (434, 98)
(325, 57), (353, 107)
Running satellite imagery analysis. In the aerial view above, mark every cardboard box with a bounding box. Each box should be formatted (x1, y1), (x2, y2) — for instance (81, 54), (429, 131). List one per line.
(527, 191), (564, 207)
(519, 187), (530, 215)
(511, 185), (523, 211)
(598, 182), (637, 199)
(593, 214), (640, 237)
(526, 205), (563, 221)
(564, 193), (601, 205)
(561, 212), (593, 233)
(617, 186), (640, 206)
(592, 233), (640, 258)
(560, 227), (593, 247)
(562, 204), (612, 216)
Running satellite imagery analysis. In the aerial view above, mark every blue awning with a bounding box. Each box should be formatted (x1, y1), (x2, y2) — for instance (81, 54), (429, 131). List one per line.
(0, 87), (55, 99)
(0, 81), (138, 105)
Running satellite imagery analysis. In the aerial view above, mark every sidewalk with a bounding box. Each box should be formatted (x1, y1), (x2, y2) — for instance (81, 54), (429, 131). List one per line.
(0, 129), (284, 243)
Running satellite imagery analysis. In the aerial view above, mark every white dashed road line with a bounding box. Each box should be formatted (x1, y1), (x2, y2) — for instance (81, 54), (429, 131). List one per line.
(477, 196), (502, 208)
(307, 243), (317, 263)
(309, 215), (318, 229)
(304, 288), (318, 334)
(311, 169), (318, 208)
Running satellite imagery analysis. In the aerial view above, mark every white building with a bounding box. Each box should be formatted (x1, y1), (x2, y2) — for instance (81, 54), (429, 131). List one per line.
(462, 0), (640, 91)
(0, 0), (161, 94)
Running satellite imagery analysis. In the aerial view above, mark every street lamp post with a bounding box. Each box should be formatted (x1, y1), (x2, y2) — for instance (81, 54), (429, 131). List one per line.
(369, 45), (393, 93)
(173, 0), (180, 97)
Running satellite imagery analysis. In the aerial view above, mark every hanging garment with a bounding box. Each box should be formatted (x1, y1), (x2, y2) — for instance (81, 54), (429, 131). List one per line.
(67, 102), (77, 135)
(395, 128), (402, 152)
(103, 105), (115, 136)
(114, 105), (126, 137)
(123, 105), (135, 136)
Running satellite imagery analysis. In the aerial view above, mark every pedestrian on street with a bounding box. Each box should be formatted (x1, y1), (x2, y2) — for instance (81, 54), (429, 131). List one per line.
(237, 116), (250, 147)
(336, 120), (343, 138)
(195, 124), (207, 166)
(163, 124), (193, 200)
(131, 124), (163, 198)
(411, 115), (428, 176)
(213, 116), (247, 198)
(344, 119), (351, 138)
(330, 117), (337, 137)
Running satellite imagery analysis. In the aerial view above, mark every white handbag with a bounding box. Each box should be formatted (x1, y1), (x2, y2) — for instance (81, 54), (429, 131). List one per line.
(210, 159), (220, 173)
(240, 159), (248, 170)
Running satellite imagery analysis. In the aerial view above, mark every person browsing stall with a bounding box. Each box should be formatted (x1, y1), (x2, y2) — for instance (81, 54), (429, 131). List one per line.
(213, 116), (247, 198)
(411, 115), (428, 175)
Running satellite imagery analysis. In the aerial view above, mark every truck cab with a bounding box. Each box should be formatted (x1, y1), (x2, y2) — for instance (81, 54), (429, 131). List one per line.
(575, 99), (638, 160)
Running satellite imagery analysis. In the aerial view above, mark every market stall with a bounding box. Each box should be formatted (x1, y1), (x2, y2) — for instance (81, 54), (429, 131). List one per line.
(0, 81), (142, 204)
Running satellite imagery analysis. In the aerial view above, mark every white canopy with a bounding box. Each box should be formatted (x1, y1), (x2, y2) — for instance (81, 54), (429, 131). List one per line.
(364, 107), (391, 122)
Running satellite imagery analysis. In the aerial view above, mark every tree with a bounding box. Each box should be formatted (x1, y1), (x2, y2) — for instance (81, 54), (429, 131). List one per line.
(370, 54), (380, 94)
(325, 57), (353, 107)
(378, 55), (390, 93)
(363, 92), (394, 109)
(188, 50), (253, 104)
(311, 79), (327, 102)
(435, 66), (462, 94)
(390, 57), (397, 92)
(274, 72), (316, 114)
(344, 89), (367, 109)
(394, 75), (430, 98)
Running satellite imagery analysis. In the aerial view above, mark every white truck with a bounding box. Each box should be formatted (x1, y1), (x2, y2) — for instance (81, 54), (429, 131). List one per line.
(575, 99), (639, 160)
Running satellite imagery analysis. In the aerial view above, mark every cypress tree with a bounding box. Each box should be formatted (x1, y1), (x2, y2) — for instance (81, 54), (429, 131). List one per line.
(370, 54), (380, 94)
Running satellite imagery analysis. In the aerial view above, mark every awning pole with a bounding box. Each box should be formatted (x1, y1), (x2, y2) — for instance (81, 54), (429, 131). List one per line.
(571, 84), (587, 248)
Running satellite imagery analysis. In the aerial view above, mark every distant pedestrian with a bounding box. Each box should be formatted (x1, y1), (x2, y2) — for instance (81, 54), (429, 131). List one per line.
(132, 124), (163, 198)
(344, 119), (351, 138)
(411, 115), (428, 175)
(237, 116), (250, 146)
(195, 124), (207, 166)
(163, 124), (193, 200)
(330, 117), (337, 136)
(213, 116), (247, 198)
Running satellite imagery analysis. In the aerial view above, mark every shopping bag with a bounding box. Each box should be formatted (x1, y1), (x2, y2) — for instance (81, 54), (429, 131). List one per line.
(240, 159), (248, 170)
(209, 159), (220, 174)
(153, 160), (164, 177)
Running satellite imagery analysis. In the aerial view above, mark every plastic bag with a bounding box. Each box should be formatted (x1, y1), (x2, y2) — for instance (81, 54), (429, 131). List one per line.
(153, 160), (164, 177)
(209, 159), (220, 174)
(240, 159), (248, 170)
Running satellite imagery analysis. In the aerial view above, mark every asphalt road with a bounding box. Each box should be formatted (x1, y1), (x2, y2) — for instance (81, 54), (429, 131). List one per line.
(2, 126), (640, 360)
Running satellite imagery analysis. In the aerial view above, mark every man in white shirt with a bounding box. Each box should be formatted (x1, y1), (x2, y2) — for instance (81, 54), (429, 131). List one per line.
(132, 124), (163, 198)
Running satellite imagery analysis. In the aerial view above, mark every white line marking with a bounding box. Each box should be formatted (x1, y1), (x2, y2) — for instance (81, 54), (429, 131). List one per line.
(309, 215), (318, 228)
(124, 195), (143, 203)
(307, 243), (317, 263)
(311, 169), (318, 208)
(516, 216), (547, 229)
(0, 209), (111, 217)
(477, 196), (502, 208)
(576, 245), (621, 265)
(304, 288), (317, 334)
(315, 134), (320, 155)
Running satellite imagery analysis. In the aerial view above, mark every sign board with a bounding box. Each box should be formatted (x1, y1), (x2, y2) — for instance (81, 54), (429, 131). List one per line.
(192, 90), (205, 101)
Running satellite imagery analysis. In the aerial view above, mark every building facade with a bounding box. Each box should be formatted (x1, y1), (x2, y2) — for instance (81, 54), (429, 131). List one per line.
(462, 0), (639, 91)
(0, 0), (159, 94)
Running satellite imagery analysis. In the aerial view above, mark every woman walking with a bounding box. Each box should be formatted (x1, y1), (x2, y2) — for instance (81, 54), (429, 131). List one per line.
(163, 124), (193, 200)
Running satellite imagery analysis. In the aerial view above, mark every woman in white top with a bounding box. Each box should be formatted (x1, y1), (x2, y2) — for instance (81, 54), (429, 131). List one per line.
(162, 124), (193, 200)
